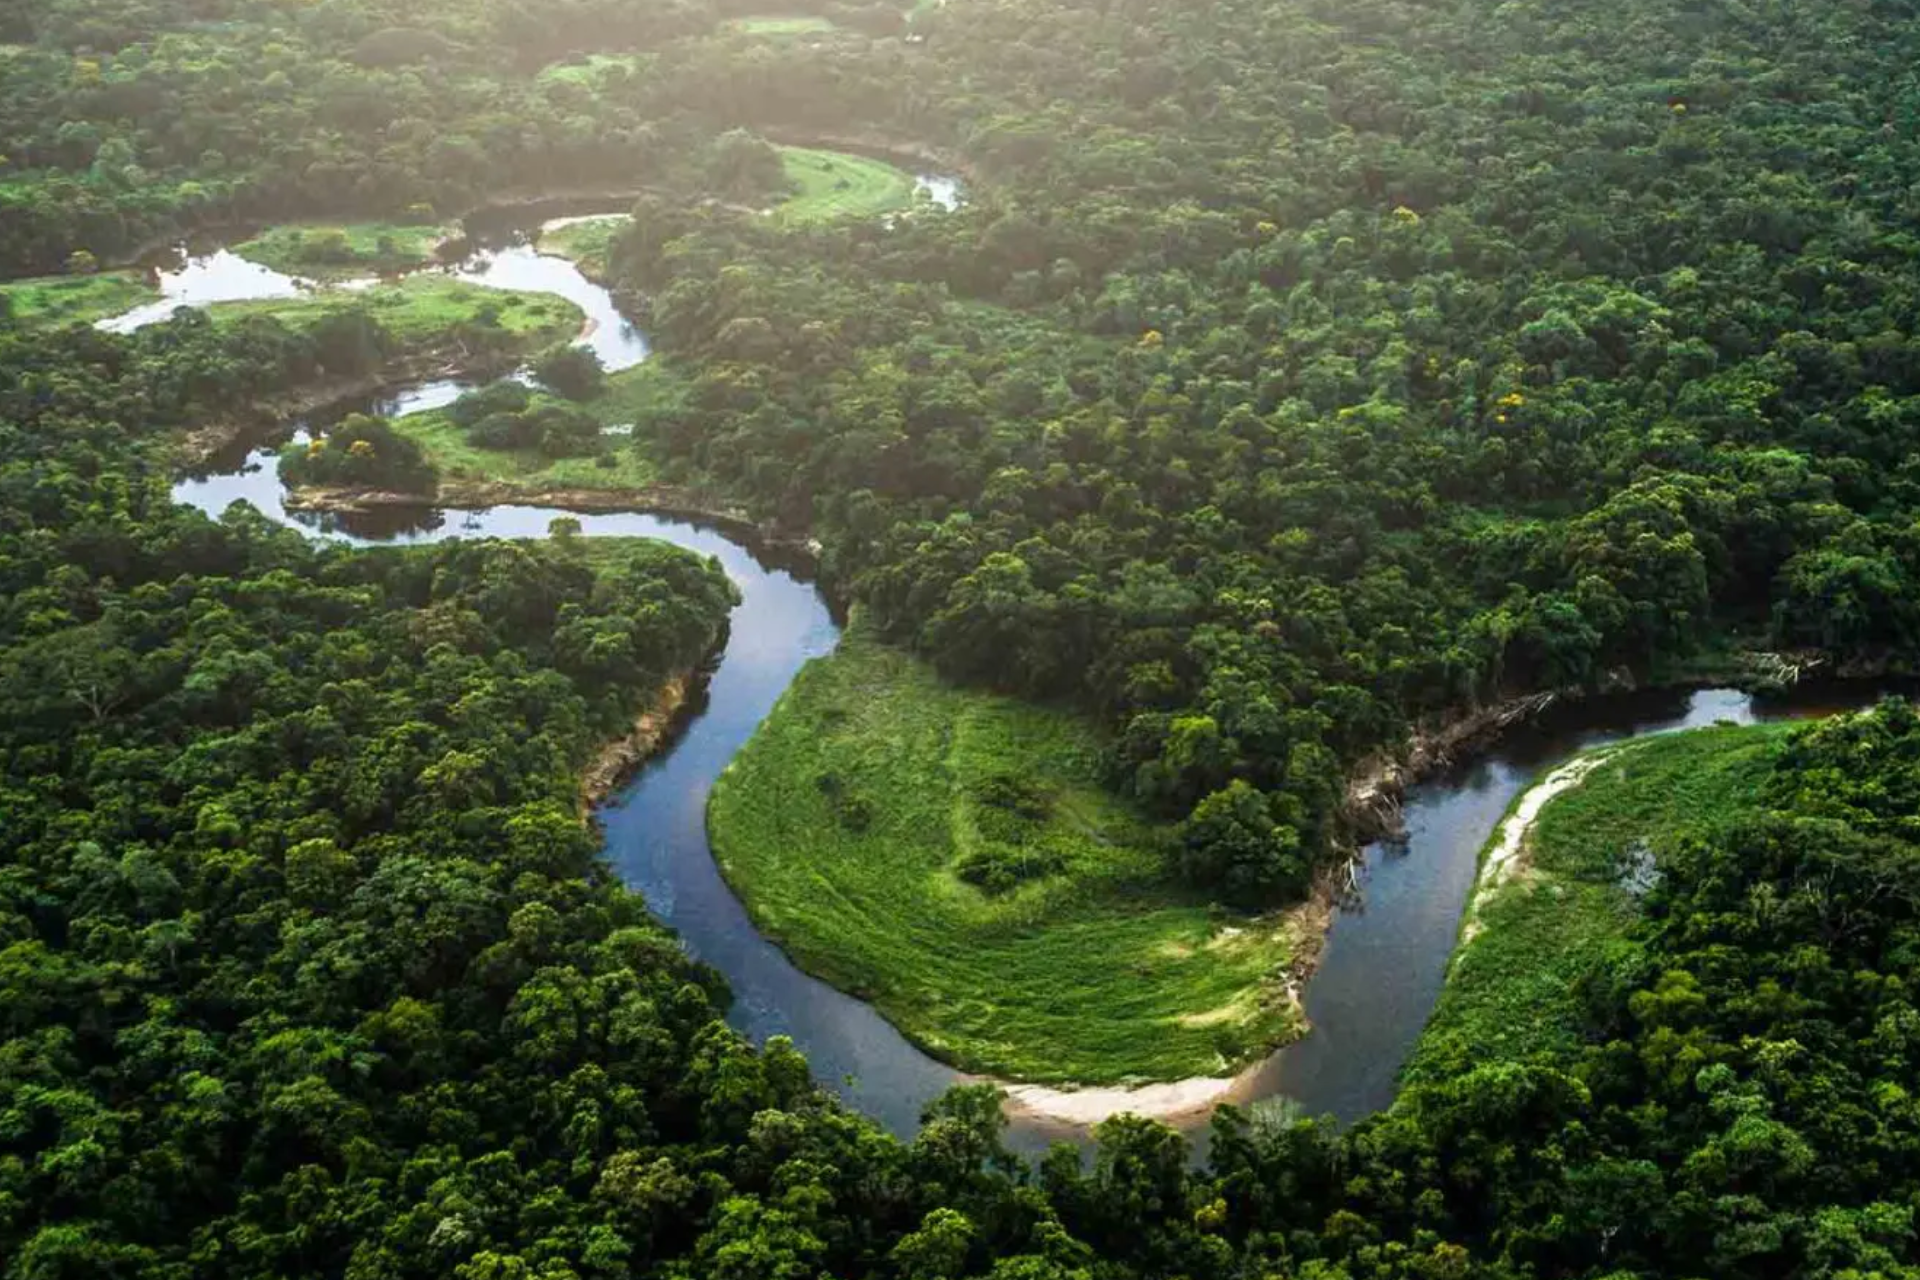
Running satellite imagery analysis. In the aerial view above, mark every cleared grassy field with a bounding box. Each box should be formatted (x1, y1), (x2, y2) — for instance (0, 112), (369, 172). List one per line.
(210, 276), (581, 344)
(537, 54), (640, 86)
(233, 221), (454, 280)
(1404, 721), (1794, 1083)
(1, 272), (156, 326)
(729, 14), (837, 34)
(775, 147), (921, 223)
(538, 217), (628, 278)
(385, 363), (678, 493)
(706, 624), (1301, 1084)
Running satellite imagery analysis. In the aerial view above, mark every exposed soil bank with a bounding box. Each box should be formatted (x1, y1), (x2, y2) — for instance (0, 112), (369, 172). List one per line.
(583, 670), (699, 809)
(1344, 690), (1567, 849)
(1001, 1075), (1247, 1126)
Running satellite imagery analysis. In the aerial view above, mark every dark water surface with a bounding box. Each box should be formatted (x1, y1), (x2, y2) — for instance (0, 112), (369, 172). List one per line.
(1251, 682), (1897, 1124)
(153, 213), (1892, 1154)
(172, 456), (978, 1138)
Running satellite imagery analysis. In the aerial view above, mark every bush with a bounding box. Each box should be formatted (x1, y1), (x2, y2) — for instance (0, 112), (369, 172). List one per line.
(279, 413), (436, 493)
(955, 839), (1066, 894)
(533, 403), (602, 457)
(532, 344), (606, 401)
(469, 411), (536, 451)
(295, 229), (354, 265)
(814, 771), (874, 831)
(448, 380), (533, 428)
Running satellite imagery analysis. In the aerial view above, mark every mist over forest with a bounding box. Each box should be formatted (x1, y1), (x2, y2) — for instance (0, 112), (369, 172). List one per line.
(5, 0), (1920, 1277)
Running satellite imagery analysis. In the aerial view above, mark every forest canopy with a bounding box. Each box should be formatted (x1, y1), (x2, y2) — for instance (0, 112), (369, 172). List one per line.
(5, 0), (1920, 1276)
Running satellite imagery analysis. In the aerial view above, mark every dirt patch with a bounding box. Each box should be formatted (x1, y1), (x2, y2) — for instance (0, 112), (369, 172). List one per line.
(582, 671), (697, 808)
(1000, 1074), (1245, 1126)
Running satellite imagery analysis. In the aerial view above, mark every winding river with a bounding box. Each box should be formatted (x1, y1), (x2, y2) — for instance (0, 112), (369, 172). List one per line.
(146, 204), (1894, 1155)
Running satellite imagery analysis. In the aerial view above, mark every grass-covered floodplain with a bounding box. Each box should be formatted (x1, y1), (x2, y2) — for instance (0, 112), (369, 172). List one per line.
(775, 147), (923, 222)
(208, 275), (582, 344)
(536, 54), (641, 86)
(1405, 721), (1795, 1084)
(538, 217), (629, 278)
(0, 271), (156, 326)
(232, 221), (455, 280)
(728, 14), (837, 34)
(384, 364), (680, 495)
(706, 623), (1301, 1084)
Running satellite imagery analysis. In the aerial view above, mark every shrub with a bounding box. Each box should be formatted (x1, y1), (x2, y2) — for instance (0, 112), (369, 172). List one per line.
(279, 413), (435, 493)
(532, 345), (606, 401)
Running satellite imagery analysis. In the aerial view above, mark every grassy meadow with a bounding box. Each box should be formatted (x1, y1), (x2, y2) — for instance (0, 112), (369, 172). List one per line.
(775, 147), (923, 222)
(384, 363), (681, 494)
(538, 216), (629, 278)
(537, 54), (641, 86)
(729, 15), (837, 34)
(232, 221), (455, 280)
(1, 271), (157, 326)
(1404, 722), (1795, 1083)
(706, 624), (1302, 1084)
(209, 276), (581, 344)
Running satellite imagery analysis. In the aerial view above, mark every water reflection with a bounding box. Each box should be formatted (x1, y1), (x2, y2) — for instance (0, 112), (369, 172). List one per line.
(1250, 683), (1900, 1124)
(97, 249), (311, 332)
(97, 230), (649, 373)
(152, 202), (1888, 1157)
(917, 173), (963, 210)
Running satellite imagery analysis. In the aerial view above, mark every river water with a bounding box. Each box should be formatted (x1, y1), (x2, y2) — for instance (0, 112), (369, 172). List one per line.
(144, 201), (1893, 1154)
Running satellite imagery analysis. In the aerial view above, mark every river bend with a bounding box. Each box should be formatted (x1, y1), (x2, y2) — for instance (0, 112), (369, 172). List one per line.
(147, 208), (1891, 1151)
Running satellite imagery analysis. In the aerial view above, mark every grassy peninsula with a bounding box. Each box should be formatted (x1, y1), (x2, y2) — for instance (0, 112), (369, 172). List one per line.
(379, 364), (685, 496)
(208, 275), (582, 344)
(775, 147), (925, 222)
(706, 623), (1301, 1084)
(232, 220), (455, 280)
(0, 271), (157, 326)
(1406, 722), (1797, 1083)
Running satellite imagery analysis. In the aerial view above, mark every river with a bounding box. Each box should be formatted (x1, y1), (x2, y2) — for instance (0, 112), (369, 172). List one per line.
(146, 203), (1894, 1156)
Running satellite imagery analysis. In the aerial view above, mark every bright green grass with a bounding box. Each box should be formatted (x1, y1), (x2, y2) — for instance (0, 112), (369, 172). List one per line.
(1, 271), (156, 326)
(538, 54), (639, 85)
(233, 221), (455, 280)
(728, 14), (837, 34)
(539, 217), (629, 278)
(386, 363), (679, 493)
(209, 276), (582, 344)
(1404, 722), (1794, 1084)
(707, 624), (1301, 1084)
(774, 147), (921, 223)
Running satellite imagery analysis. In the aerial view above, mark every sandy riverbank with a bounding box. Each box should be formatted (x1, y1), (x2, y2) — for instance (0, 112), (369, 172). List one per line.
(1455, 750), (1614, 949)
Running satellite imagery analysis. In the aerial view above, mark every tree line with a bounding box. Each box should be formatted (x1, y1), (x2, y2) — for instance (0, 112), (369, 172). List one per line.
(4, 0), (1920, 1275)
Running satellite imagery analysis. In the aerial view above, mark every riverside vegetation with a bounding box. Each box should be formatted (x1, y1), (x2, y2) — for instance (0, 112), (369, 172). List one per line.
(708, 623), (1300, 1084)
(1407, 721), (1802, 1081)
(6, 0), (1920, 1276)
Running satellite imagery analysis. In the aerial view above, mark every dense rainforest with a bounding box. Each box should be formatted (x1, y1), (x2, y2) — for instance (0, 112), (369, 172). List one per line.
(5, 0), (1920, 1276)
(602, 0), (1920, 901)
